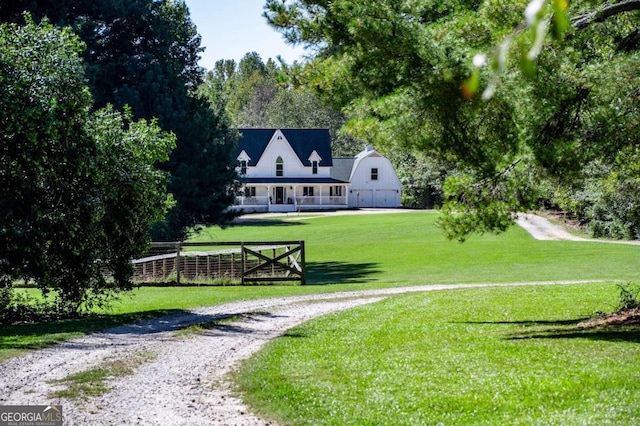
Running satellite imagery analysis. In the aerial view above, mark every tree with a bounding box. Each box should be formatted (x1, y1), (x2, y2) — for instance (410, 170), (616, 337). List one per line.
(1, 1), (239, 240)
(390, 152), (454, 209)
(265, 0), (640, 239)
(0, 18), (174, 320)
(203, 51), (362, 156)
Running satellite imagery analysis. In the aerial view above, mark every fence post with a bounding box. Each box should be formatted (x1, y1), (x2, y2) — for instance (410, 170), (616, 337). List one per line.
(176, 242), (182, 286)
(300, 240), (306, 285)
(240, 242), (246, 285)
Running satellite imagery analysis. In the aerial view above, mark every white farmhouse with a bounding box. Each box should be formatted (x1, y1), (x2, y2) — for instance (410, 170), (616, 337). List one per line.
(234, 128), (402, 213)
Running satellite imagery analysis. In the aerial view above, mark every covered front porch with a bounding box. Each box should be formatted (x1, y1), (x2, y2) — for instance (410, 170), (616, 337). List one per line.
(233, 178), (350, 213)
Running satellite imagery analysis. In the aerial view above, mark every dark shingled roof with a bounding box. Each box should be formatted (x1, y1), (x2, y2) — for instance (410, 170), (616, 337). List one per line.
(236, 129), (333, 167)
(330, 157), (355, 183)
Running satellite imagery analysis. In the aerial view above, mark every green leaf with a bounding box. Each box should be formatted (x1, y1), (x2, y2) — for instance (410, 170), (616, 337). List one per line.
(519, 51), (537, 78)
(551, 7), (569, 40)
(462, 68), (481, 99)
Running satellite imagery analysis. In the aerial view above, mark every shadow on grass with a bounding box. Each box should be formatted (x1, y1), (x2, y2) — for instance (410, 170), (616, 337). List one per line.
(281, 331), (308, 339)
(462, 319), (640, 343)
(306, 261), (381, 285)
(507, 326), (640, 343)
(229, 218), (307, 227)
(0, 309), (185, 352)
(1, 310), (290, 356)
(461, 318), (592, 327)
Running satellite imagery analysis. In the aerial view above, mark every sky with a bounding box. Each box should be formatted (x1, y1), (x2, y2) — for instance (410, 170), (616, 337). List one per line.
(184, 0), (308, 71)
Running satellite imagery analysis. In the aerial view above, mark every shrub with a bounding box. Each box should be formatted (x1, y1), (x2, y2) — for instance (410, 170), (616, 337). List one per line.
(616, 283), (640, 312)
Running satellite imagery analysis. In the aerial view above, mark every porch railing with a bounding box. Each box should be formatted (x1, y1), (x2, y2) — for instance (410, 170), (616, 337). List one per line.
(235, 195), (348, 208)
(295, 196), (347, 206)
(235, 195), (270, 206)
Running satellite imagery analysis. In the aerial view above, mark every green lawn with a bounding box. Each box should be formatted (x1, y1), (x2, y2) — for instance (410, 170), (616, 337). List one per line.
(236, 283), (640, 425)
(193, 212), (640, 285)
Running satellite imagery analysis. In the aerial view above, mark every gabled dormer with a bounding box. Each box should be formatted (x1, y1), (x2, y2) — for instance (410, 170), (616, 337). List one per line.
(308, 150), (322, 175)
(236, 150), (251, 175)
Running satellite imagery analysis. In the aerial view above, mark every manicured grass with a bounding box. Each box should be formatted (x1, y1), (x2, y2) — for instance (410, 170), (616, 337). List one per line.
(3, 212), (640, 363)
(236, 283), (640, 425)
(194, 212), (640, 285)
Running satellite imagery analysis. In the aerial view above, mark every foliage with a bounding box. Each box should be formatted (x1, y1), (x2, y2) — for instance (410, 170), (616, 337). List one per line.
(438, 160), (545, 241)
(387, 151), (453, 209)
(150, 91), (239, 241)
(1, 1), (239, 240)
(0, 18), (174, 319)
(616, 283), (640, 312)
(264, 0), (640, 240)
(550, 149), (640, 240)
(203, 51), (362, 156)
(0, 289), (63, 325)
(583, 146), (640, 239)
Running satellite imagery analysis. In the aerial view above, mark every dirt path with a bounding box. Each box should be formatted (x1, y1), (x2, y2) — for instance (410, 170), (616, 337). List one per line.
(0, 281), (601, 425)
(515, 213), (640, 245)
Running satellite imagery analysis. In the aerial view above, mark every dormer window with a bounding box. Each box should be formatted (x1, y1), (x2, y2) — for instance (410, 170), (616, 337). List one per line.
(308, 151), (322, 175)
(236, 150), (251, 175)
(276, 156), (283, 176)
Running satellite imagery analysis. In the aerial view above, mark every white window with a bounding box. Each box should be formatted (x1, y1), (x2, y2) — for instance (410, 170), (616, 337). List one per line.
(245, 187), (256, 197)
(276, 156), (283, 177)
(371, 168), (378, 180)
(239, 160), (247, 175)
(312, 161), (318, 175)
(303, 186), (314, 196)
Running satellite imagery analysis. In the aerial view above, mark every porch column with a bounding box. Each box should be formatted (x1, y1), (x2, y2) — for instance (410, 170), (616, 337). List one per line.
(293, 185), (298, 210)
(345, 185), (349, 207)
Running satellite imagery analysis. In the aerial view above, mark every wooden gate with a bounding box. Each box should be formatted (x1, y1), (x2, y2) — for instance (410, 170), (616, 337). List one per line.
(132, 241), (305, 285)
(241, 241), (305, 285)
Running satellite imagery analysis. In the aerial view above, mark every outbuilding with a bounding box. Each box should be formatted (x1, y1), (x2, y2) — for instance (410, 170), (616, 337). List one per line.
(335, 145), (402, 208)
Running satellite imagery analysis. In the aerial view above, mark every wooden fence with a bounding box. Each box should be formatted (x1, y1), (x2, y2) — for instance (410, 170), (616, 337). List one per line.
(132, 241), (305, 285)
